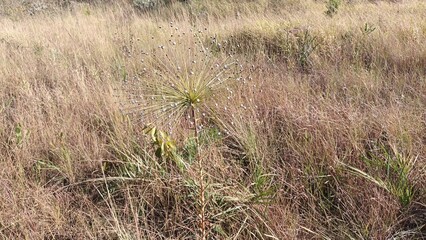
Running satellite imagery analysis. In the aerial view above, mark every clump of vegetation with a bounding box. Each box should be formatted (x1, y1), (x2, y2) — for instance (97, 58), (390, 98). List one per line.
(325, 0), (341, 17)
(118, 24), (275, 239)
(342, 144), (416, 207)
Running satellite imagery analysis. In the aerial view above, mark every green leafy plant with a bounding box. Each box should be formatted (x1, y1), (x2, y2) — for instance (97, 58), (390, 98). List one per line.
(133, 0), (158, 10)
(143, 124), (187, 171)
(250, 166), (277, 204)
(296, 30), (318, 72)
(133, 0), (187, 11)
(325, 0), (341, 17)
(361, 23), (376, 35)
(340, 145), (416, 207)
(14, 123), (24, 146)
(11, 123), (30, 148)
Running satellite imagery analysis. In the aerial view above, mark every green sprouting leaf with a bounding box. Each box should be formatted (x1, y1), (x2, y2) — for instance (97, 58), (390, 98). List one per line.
(15, 124), (23, 145)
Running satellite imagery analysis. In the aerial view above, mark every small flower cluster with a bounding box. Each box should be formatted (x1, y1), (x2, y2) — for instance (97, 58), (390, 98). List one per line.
(119, 22), (247, 136)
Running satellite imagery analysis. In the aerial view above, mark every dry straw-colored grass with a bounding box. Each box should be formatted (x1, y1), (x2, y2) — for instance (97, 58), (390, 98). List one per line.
(0, 0), (425, 239)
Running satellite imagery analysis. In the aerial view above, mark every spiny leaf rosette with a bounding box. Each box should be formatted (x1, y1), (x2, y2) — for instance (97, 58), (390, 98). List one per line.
(121, 23), (243, 136)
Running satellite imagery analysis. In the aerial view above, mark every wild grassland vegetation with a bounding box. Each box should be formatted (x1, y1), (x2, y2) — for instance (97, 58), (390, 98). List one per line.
(0, 0), (425, 239)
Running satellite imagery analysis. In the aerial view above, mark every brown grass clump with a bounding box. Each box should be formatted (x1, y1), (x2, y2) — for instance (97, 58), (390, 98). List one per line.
(0, 0), (425, 239)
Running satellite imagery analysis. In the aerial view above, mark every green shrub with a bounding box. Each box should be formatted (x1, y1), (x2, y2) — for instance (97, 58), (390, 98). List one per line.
(325, 0), (341, 17)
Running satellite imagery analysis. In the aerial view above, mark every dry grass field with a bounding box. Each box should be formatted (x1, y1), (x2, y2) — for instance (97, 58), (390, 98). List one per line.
(0, 0), (425, 239)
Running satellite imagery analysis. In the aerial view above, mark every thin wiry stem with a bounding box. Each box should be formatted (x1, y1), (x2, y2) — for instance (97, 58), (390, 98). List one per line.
(192, 105), (206, 240)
